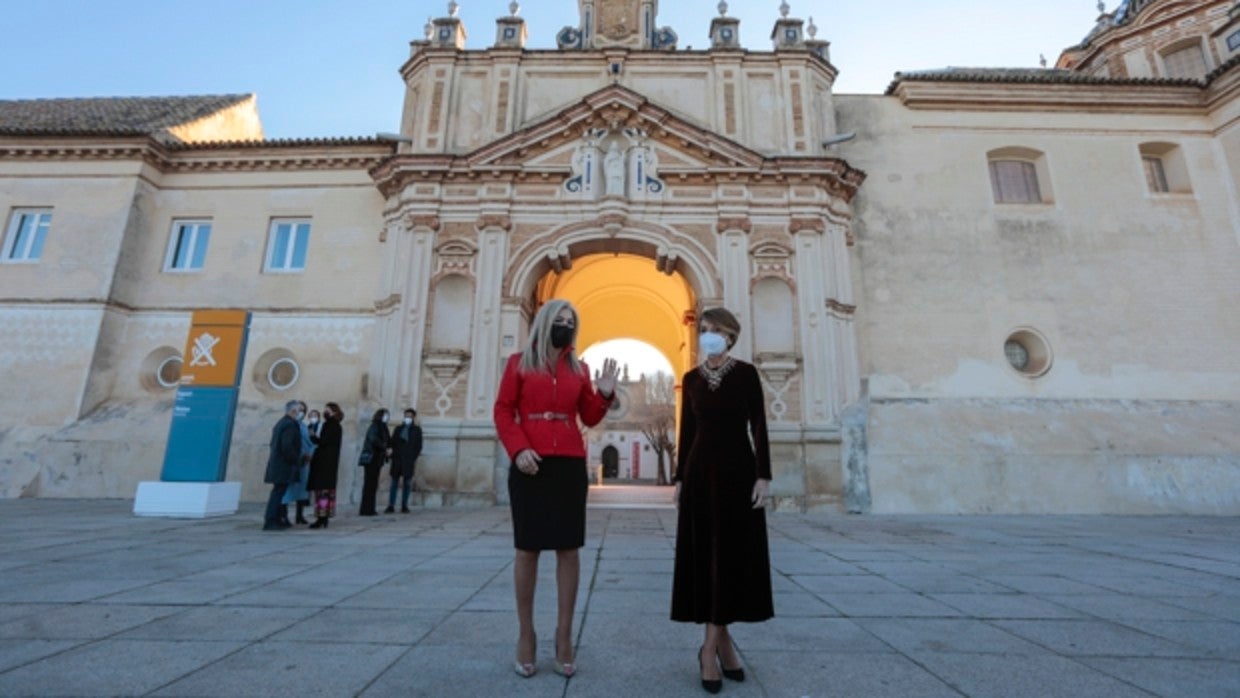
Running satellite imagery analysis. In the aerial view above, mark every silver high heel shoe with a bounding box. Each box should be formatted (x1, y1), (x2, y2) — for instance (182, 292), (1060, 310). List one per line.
(513, 633), (536, 678)
(553, 641), (576, 678)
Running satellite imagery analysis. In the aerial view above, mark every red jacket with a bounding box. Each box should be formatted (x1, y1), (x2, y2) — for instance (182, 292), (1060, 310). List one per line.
(493, 350), (612, 459)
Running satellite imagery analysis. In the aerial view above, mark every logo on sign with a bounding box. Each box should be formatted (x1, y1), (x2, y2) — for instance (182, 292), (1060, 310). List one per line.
(190, 332), (221, 367)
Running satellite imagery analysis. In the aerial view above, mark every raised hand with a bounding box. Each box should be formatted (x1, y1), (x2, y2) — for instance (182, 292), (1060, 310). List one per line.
(595, 357), (620, 397)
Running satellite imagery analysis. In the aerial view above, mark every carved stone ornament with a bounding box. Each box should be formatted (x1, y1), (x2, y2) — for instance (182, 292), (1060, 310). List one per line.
(424, 351), (470, 418)
(716, 216), (753, 234)
(751, 242), (794, 283)
(755, 353), (799, 422)
(476, 214), (512, 232)
(402, 214), (442, 232)
(788, 217), (826, 234)
(563, 127), (664, 201)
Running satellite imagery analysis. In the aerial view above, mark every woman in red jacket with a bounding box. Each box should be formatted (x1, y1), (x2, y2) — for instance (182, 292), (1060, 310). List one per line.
(494, 299), (618, 679)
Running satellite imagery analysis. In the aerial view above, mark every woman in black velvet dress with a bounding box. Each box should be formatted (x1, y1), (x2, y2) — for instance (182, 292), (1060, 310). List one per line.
(671, 307), (773, 694)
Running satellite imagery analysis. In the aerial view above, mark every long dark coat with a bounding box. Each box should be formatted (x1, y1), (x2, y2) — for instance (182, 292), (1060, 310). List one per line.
(264, 414), (302, 485)
(361, 421), (390, 466)
(390, 422), (423, 479)
(307, 418), (342, 490)
(670, 359), (774, 624)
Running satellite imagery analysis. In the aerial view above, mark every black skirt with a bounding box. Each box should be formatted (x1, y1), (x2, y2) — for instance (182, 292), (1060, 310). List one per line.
(508, 455), (587, 551)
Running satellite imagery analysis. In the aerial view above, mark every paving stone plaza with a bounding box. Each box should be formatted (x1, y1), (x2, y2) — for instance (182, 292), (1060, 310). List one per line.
(0, 497), (1237, 697)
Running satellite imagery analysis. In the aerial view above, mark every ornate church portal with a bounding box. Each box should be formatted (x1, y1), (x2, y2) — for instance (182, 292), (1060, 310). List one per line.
(366, 0), (865, 510)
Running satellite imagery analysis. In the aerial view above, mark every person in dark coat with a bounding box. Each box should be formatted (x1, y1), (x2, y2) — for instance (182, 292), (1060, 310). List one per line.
(671, 307), (773, 694)
(386, 408), (422, 513)
(358, 408), (391, 516)
(263, 400), (304, 531)
(307, 402), (343, 529)
(493, 299), (619, 679)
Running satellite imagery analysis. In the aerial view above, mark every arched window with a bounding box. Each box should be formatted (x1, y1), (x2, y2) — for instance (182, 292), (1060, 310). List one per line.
(987, 147), (1051, 205)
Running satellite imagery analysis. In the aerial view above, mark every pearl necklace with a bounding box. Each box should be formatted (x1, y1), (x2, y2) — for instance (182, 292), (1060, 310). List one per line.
(697, 356), (736, 391)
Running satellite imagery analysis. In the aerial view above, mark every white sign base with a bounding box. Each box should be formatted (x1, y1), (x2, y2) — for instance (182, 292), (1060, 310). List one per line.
(133, 481), (242, 519)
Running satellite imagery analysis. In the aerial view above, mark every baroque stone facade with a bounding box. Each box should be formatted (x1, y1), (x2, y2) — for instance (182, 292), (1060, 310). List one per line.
(0, 0), (1237, 513)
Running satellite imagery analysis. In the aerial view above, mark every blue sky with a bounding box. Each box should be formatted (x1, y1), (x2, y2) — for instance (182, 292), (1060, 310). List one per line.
(0, 1), (1103, 139)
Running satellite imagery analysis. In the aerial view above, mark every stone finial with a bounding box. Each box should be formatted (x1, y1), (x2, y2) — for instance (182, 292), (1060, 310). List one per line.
(780, 1), (791, 18)
(807, 16), (817, 39)
(1039, 53), (1047, 68)
(718, 1), (728, 16)
(448, 0), (459, 17)
(509, 1), (519, 16)
(424, 16), (434, 39)
(1096, 0), (1105, 13)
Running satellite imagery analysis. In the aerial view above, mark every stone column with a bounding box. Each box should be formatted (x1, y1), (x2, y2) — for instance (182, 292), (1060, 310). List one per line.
(792, 218), (832, 424)
(397, 214), (440, 410)
(465, 215), (511, 422)
(826, 222), (861, 411)
(717, 216), (753, 360)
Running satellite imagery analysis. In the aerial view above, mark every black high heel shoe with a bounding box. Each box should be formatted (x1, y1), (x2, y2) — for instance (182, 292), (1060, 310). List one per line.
(716, 647), (745, 682)
(698, 646), (722, 694)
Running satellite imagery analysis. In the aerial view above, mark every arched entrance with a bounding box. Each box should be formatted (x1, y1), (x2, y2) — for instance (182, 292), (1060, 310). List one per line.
(535, 252), (694, 379)
(601, 445), (619, 479)
(521, 247), (698, 504)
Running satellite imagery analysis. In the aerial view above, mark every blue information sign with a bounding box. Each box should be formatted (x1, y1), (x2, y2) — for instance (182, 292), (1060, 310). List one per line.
(160, 387), (240, 482)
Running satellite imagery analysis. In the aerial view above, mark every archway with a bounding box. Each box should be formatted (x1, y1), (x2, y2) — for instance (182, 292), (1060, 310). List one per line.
(535, 252), (695, 379)
(531, 251), (695, 503)
(601, 445), (619, 479)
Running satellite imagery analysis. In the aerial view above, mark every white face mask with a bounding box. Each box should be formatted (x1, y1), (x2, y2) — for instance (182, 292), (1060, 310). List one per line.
(309, 417), (319, 424)
(403, 417), (413, 425)
(699, 331), (728, 358)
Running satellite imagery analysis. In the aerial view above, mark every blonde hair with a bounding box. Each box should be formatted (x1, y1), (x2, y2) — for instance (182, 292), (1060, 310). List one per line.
(519, 299), (583, 374)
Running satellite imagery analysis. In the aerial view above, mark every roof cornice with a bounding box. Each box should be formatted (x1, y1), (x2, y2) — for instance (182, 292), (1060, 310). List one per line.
(0, 135), (395, 172)
(887, 79), (1206, 112)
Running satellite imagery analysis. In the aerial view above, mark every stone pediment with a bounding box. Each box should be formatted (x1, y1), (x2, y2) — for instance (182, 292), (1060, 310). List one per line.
(465, 85), (766, 172)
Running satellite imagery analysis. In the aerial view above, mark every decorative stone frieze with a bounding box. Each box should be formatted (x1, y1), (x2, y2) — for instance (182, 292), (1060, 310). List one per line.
(716, 216), (752, 234)
(475, 214), (513, 232)
(403, 214), (442, 233)
(788, 217), (827, 234)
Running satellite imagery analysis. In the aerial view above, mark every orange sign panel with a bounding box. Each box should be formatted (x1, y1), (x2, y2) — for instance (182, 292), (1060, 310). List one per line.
(180, 310), (250, 388)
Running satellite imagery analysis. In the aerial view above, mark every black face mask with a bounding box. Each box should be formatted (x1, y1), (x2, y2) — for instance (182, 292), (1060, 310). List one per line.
(550, 325), (573, 349)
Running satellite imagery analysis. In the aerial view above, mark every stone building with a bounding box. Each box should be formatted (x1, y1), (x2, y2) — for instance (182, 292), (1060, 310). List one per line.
(1, 0), (1237, 513)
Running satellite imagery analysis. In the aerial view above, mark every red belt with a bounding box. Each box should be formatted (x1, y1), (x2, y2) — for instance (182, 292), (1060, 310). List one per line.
(526, 411), (570, 421)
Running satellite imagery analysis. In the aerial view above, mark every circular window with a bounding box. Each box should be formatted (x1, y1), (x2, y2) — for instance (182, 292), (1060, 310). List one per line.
(140, 347), (183, 393)
(1004, 328), (1052, 377)
(252, 348), (302, 395)
(1004, 340), (1029, 372)
(156, 356), (183, 388)
(267, 357), (300, 391)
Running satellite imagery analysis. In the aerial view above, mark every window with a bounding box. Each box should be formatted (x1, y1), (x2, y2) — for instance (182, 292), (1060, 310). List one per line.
(1142, 156), (1169, 193)
(264, 219), (311, 272)
(1138, 142), (1192, 195)
(3, 209), (52, 262)
(1004, 329), (1052, 378)
(987, 147), (1052, 205)
(1161, 41), (1208, 79)
(164, 220), (211, 271)
(989, 160), (1042, 204)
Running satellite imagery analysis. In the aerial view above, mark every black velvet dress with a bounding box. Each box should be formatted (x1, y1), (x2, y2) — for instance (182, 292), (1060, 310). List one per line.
(671, 358), (774, 624)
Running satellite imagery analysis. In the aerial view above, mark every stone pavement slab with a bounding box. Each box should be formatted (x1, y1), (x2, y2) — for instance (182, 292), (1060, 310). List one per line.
(0, 499), (1236, 697)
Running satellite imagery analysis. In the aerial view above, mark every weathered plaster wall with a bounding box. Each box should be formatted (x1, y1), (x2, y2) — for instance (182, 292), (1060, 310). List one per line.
(836, 93), (1240, 513)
